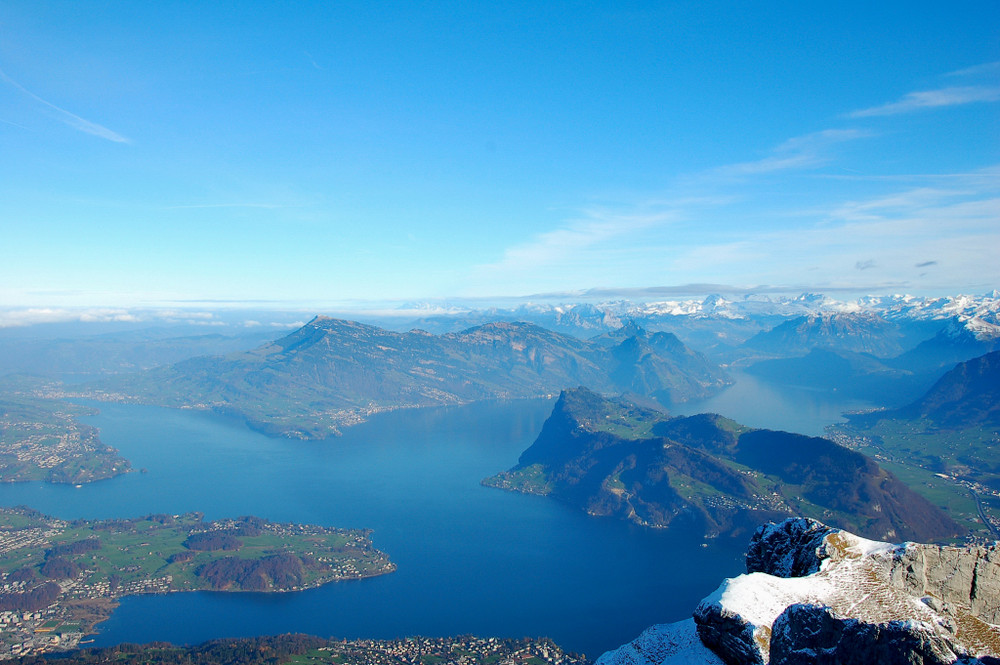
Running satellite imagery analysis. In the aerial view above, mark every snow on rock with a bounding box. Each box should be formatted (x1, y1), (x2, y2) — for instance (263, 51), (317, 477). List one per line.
(695, 520), (999, 663)
(768, 604), (964, 665)
(965, 317), (1000, 341)
(594, 619), (725, 665)
(599, 518), (1000, 665)
(745, 517), (837, 578)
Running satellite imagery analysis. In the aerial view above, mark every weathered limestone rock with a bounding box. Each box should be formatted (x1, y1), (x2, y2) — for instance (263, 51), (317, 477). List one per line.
(746, 518), (838, 578)
(693, 597), (768, 665)
(888, 543), (1000, 625)
(690, 518), (1000, 664)
(769, 603), (962, 665)
(600, 518), (999, 665)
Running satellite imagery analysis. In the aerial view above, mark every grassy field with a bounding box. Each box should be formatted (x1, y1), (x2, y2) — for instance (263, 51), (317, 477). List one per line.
(832, 418), (999, 538)
(0, 508), (395, 596)
(481, 463), (552, 495)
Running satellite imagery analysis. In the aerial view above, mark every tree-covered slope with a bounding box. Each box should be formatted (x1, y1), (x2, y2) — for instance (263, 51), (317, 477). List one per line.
(485, 388), (962, 542)
(89, 317), (729, 439)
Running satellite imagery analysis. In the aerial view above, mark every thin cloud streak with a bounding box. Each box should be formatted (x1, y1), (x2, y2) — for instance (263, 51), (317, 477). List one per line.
(947, 61), (1000, 77)
(0, 68), (130, 143)
(714, 129), (870, 175)
(690, 178), (1000, 288)
(850, 85), (1000, 117)
(525, 283), (910, 300)
(477, 208), (677, 276)
(473, 128), (874, 290)
(478, 164), (998, 296)
(0, 117), (31, 130)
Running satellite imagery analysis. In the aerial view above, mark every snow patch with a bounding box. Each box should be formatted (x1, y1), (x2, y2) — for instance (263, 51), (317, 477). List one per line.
(595, 619), (725, 665)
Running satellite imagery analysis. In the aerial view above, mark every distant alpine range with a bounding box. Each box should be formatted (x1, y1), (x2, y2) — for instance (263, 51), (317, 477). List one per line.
(69, 291), (997, 438)
(68, 291), (1000, 440)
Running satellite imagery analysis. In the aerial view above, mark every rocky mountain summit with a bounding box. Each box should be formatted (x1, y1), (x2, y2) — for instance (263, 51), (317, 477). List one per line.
(598, 518), (999, 665)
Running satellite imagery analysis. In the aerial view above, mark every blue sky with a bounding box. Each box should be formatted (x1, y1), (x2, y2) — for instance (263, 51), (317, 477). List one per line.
(1, 1), (997, 310)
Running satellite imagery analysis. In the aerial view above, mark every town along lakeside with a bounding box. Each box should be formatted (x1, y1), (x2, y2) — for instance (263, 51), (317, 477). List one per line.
(0, 507), (395, 658)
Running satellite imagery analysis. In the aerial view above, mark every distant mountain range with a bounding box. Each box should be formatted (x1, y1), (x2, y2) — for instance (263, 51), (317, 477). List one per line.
(836, 350), (1000, 503)
(86, 317), (729, 439)
(398, 291), (1000, 338)
(735, 311), (1000, 405)
(738, 312), (926, 358)
(484, 387), (960, 542)
(396, 294), (1000, 413)
(394, 293), (1000, 390)
(874, 349), (1000, 429)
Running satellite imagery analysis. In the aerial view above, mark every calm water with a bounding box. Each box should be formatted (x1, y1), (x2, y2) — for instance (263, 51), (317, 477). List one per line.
(0, 378), (871, 657)
(673, 371), (873, 437)
(0, 399), (741, 658)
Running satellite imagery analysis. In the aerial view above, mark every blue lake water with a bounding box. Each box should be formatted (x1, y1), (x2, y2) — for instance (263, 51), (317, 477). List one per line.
(672, 370), (873, 437)
(0, 379), (871, 658)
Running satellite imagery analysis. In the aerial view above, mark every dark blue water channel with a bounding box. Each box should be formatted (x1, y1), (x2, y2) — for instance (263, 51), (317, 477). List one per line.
(0, 398), (750, 658)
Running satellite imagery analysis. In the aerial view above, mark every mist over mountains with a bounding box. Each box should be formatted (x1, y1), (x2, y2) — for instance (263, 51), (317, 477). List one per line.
(2, 290), (993, 435)
(4, 291), (997, 389)
(87, 317), (729, 439)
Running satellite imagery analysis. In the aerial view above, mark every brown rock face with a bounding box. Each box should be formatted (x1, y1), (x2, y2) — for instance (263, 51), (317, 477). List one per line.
(769, 604), (962, 665)
(889, 542), (1000, 625)
(692, 518), (1000, 664)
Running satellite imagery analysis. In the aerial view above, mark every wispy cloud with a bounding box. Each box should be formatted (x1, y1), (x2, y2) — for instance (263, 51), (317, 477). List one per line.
(524, 283), (906, 300)
(849, 85), (1000, 117)
(467, 108), (997, 297)
(0, 116), (31, 130)
(713, 129), (870, 175)
(304, 51), (324, 70)
(0, 68), (130, 143)
(718, 171), (1000, 289)
(0, 308), (142, 328)
(469, 129), (876, 294)
(475, 207), (677, 278)
(0, 307), (238, 328)
(947, 61), (1000, 78)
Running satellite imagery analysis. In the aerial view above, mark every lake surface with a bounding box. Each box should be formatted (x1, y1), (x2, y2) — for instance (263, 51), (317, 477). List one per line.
(0, 377), (872, 658)
(673, 370), (873, 437)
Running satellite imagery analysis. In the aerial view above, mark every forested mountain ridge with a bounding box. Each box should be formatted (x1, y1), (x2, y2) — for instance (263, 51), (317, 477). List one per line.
(832, 351), (1000, 521)
(485, 388), (962, 542)
(85, 317), (728, 439)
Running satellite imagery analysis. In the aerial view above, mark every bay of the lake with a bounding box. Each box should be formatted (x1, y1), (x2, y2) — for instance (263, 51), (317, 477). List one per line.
(0, 377), (871, 658)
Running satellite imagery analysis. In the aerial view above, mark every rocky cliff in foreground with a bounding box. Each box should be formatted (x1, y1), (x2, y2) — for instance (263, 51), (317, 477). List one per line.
(598, 518), (999, 665)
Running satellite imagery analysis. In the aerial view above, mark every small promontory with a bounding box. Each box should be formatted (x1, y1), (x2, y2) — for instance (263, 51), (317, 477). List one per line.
(0, 507), (395, 658)
(485, 388), (962, 542)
